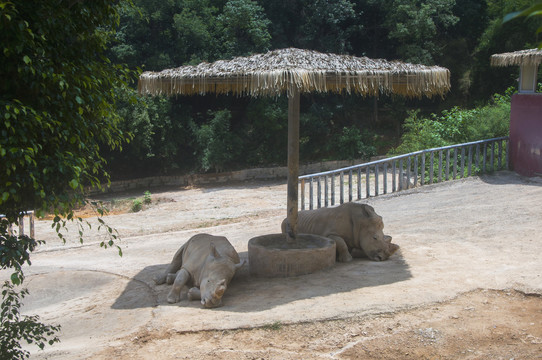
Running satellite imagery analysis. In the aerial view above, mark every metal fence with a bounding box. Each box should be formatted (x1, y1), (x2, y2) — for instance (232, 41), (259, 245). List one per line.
(299, 137), (509, 210)
(0, 211), (35, 238)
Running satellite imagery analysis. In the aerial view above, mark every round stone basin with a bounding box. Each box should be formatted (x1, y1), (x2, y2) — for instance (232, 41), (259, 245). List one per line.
(248, 233), (336, 277)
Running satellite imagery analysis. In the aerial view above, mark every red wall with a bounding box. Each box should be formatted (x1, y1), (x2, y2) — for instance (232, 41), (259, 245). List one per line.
(509, 93), (542, 177)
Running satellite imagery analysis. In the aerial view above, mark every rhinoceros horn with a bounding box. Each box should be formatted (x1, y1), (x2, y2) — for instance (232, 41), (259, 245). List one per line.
(385, 235), (399, 255)
(215, 280), (226, 297)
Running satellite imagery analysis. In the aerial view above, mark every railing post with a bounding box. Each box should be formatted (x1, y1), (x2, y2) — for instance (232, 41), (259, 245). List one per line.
(483, 143), (487, 172)
(430, 151), (434, 184)
(460, 147), (465, 178)
(331, 173), (335, 206)
(309, 177), (314, 210)
(445, 149), (450, 180)
(490, 141), (495, 171)
(357, 168), (361, 200)
(438, 150), (443, 183)
(324, 175), (329, 207)
(421, 152), (426, 186)
(383, 162), (388, 194)
(497, 140), (502, 169)
(392, 161), (397, 192)
(18, 215), (24, 237)
(398, 159), (403, 191)
(475, 144), (480, 171)
(453, 148), (457, 179)
(301, 179), (305, 210)
(366, 166), (370, 198)
(29, 211), (35, 239)
(406, 157), (411, 189)
(468, 146), (473, 177)
(348, 170), (353, 202)
(375, 164), (379, 196)
(413, 156), (418, 187)
(317, 177), (322, 209)
(340, 172), (344, 204)
(505, 139), (509, 169)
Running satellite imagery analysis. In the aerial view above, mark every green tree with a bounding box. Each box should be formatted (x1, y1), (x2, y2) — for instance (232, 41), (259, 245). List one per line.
(469, 0), (541, 99)
(503, 1), (542, 46)
(217, 0), (271, 58)
(191, 109), (242, 172)
(1, 1), (133, 357)
(262, 0), (359, 53)
(384, 0), (459, 65)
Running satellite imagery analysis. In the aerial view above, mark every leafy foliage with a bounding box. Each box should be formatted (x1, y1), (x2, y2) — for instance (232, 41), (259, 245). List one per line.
(191, 109), (242, 172)
(1, 1), (134, 358)
(384, 0), (459, 64)
(217, 0), (271, 58)
(1, 282), (60, 360)
(390, 88), (512, 155)
(0, 1), (133, 221)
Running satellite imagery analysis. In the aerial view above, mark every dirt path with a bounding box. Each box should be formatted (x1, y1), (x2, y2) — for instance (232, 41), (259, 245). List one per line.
(9, 171), (542, 359)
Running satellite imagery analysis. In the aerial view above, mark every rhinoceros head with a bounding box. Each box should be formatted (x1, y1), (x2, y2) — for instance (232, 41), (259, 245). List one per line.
(354, 204), (398, 262)
(199, 244), (242, 308)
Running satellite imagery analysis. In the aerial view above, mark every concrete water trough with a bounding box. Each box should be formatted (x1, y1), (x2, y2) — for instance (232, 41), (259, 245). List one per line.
(248, 233), (336, 277)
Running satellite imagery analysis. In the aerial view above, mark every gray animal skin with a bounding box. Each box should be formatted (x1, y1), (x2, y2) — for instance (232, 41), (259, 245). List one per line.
(154, 234), (243, 308)
(282, 202), (398, 263)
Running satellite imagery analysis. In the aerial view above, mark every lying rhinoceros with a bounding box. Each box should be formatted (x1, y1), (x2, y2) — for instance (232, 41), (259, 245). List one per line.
(281, 202), (398, 263)
(154, 234), (243, 308)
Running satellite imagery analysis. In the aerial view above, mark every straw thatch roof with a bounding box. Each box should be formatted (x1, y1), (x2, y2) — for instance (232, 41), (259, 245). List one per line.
(491, 48), (542, 67)
(138, 48), (450, 98)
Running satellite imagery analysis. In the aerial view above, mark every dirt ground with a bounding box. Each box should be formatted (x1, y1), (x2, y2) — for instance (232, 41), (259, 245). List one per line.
(10, 170), (542, 359)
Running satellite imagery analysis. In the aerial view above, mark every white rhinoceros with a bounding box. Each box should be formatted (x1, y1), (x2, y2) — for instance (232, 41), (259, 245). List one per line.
(154, 234), (243, 308)
(281, 202), (398, 263)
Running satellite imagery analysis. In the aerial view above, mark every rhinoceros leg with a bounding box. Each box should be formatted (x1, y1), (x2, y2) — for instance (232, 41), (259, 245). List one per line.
(187, 287), (201, 301)
(155, 242), (188, 285)
(327, 235), (353, 262)
(167, 268), (190, 304)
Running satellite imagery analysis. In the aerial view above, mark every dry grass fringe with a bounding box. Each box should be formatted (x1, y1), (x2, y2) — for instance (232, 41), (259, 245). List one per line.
(491, 48), (542, 67)
(138, 48), (450, 99)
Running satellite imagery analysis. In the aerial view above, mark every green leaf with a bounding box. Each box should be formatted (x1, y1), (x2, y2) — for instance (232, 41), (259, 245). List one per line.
(10, 273), (21, 285)
(23, 55), (31, 64)
(69, 179), (79, 189)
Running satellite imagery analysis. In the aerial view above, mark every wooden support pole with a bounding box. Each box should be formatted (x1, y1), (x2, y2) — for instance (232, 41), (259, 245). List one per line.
(286, 89), (300, 243)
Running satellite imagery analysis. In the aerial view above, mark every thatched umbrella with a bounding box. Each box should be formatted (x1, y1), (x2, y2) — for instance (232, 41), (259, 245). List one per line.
(139, 48), (451, 242)
(490, 48), (542, 67)
(491, 48), (542, 92)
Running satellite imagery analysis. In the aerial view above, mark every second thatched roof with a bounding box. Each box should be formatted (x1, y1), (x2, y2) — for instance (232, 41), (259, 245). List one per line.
(138, 48), (450, 98)
(491, 48), (542, 67)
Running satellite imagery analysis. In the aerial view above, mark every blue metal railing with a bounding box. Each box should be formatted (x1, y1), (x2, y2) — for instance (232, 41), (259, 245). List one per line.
(299, 137), (509, 210)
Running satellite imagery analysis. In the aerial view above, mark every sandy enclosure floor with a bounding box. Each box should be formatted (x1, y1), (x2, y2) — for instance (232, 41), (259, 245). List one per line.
(6, 171), (542, 359)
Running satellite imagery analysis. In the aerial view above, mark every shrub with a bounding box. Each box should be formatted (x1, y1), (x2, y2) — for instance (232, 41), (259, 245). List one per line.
(143, 191), (152, 205)
(390, 88), (512, 155)
(131, 199), (142, 212)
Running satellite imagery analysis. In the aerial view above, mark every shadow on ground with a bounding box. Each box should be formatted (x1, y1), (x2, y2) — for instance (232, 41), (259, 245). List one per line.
(479, 171), (542, 186)
(111, 250), (411, 312)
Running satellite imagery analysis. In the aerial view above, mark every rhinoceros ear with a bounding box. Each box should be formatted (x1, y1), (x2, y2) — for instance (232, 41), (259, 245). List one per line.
(361, 204), (376, 217)
(210, 243), (221, 259)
